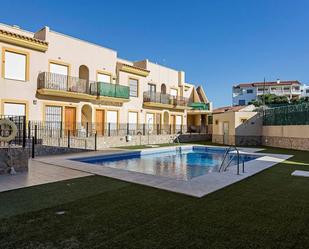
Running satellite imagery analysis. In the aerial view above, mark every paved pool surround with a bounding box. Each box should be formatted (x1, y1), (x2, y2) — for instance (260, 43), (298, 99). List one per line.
(34, 146), (292, 197)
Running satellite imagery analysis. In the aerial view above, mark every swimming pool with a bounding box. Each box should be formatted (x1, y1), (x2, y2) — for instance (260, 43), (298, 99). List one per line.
(72, 146), (260, 181)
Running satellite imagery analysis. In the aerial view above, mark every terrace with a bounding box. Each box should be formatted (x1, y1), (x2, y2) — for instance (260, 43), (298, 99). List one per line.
(143, 91), (189, 110)
(37, 72), (130, 102)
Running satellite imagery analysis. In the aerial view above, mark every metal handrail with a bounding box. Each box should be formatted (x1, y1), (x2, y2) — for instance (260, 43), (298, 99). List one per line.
(219, 145), (240, 175)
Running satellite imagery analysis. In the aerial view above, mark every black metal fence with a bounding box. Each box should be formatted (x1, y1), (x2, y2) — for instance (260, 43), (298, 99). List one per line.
(26, 121), (209, 139)
(0, 115), (26, 148)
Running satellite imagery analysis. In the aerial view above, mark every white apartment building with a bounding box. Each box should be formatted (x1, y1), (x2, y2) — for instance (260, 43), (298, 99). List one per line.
(232, 80), (302, 106)
(0, 23), (212, 135)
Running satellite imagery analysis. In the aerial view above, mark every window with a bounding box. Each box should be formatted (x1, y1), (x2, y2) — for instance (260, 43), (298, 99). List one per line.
(176, 115), (182, 132)
(106, 110), (118, 131)
(50, 63), (68, 76)
(170, 88), (178, 97)
(49, 62), (69, 89)
(45, 106), (62, 129)
(4, 50), (28, 81)
(148, 83), (156, 93)
(246, 89), (253, 94)
(146, 113), (155, 130)
(306, 89), (309, 93)
(3, 102), (26, 116)
(129, 78), (138, 97)
(97, 73), (111, 83)
(238, 100), (246, 106)
(208, 116), (213, 125)
(128, 112), (138, 131)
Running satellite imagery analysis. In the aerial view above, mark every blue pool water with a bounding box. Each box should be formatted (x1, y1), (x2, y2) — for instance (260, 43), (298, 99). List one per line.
(73, 146), (260, 181)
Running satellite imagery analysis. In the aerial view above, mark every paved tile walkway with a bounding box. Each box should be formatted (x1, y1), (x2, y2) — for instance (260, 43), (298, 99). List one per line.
(34, 146), (293, 198)
(0, 160), (92, 193)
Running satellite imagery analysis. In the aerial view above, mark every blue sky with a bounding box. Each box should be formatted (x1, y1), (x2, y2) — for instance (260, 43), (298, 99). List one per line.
(2, 0), (309, 107)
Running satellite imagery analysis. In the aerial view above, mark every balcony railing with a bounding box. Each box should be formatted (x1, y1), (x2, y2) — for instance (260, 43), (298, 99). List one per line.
(38, 72), (130, 99)
(91, 82), (130, 99)
(188, 102), (209, 110)
(38, 72), (90, 94)
(143, 91), (188, 107)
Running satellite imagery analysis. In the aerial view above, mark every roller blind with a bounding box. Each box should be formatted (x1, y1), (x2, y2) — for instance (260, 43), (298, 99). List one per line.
(97, 73), (111, 83)
(107, 111), (118, 130)
(176, 115), (182, 125)
(3, 103), (26, 116)
(50, 63), (68, 76)
(128, 112), (137, 124)
(170, 89), (178, 97)
(4, 51), (27, 81)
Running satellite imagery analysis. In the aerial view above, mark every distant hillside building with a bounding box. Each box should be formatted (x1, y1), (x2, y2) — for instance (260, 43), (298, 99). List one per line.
(232, 80), (302, 106)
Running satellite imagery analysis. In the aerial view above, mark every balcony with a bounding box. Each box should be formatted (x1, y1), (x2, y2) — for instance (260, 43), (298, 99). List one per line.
(187, 102), (211, 114)
(143, 91), (188, 110)
(37, 72), (129, 102)
(189, 102), (209, 110)
(90, 82), (129, 100)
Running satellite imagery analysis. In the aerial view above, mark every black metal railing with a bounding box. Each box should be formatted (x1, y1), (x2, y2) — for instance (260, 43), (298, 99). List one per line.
(0, 115), (26, 148)
(38, 72), (92, 94)
(25, 121), (209, 139)
(143, 91), (188, 107)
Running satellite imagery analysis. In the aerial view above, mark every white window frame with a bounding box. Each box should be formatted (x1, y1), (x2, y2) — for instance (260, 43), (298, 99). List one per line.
(3, 49), (28, 81)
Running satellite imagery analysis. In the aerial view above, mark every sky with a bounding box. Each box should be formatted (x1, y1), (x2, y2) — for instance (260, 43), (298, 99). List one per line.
(2, 0), (309, 107)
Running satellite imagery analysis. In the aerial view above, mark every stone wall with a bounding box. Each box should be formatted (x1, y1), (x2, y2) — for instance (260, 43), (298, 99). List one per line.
(212, 134), (261, 146)
(262, 125), (309, 151)
(0, 147), (28, 174)
(34, 145), (92, 157)
(261, 136), (309, 151)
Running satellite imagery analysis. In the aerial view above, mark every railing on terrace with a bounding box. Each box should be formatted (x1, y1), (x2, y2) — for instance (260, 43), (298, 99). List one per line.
(38, 73), (130, 99)
(188, 102), (209, 110)
(26, 121), (210, 139)
(263, 102), (309, 125)
(38, 72), (91, 94)
(143, 91), (188, 107)
(90, 82), (130, 99)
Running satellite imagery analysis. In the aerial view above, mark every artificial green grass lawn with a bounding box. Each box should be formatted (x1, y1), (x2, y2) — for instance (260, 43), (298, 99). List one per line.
(1, 147), (309, 249)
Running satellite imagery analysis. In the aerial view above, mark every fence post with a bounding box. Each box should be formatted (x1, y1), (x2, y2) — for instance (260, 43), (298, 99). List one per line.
(22, 116), (26, 148)
(34, 125), (38, 145)
(143, 124), (146, 135)
(32, 136), (35, 158)
(157, 124), (160, 135)
(86, 122), (89, 138)
(28, 120), (31, 139)
(169, 124), (172, 134)
(68, 130), (70, 148)
(108, 123), (111, 137)
(95, 132), (97, 151)
(127, 123), (129, 135)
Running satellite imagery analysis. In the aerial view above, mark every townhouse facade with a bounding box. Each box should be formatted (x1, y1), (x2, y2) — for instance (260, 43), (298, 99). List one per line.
(0, 23), (212, 136)
(232, 80), (302, 106)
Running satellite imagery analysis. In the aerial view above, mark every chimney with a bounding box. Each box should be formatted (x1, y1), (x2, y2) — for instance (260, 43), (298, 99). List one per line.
(277, 79), (280, 84)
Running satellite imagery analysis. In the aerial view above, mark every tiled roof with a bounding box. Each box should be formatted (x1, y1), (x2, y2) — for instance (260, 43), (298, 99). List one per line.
(213, 106), (244, 114)
(235, 80), (301, 88)
(0, 28), (48, 46)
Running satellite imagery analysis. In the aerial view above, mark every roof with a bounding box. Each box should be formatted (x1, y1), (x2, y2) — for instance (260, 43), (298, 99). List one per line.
(0, 28), (48, 46)
(234, 80), (301, 88)
(117, 62), (150, 77)
(212, 106), (244, 114)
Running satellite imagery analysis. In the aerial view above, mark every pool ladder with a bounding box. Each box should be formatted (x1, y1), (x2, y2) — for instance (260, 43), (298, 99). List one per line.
(219, 146), (244, 175)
